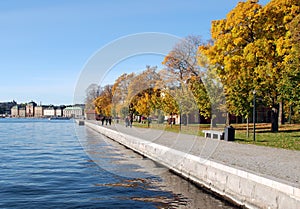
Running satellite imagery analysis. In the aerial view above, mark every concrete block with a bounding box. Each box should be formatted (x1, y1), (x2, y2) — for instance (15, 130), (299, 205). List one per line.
(277, 193), (299, 209)
(293, 188), (300, 200)
(252, 183), (278, 209)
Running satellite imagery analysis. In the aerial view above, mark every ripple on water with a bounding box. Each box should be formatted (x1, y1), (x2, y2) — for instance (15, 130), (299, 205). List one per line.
(0, 119), (236, 208)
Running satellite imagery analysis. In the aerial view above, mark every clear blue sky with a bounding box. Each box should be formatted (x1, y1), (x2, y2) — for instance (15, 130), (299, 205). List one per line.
(0, 0), (270, 105)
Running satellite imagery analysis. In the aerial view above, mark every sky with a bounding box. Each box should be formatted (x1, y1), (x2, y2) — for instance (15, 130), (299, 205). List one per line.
(0, 0), (270, 105)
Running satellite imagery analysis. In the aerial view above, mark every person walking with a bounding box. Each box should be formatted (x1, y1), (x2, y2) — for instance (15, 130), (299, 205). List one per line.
(129, 115), (133, 128)
(125, 116), (129, 127)
(101, 116), (105, 126)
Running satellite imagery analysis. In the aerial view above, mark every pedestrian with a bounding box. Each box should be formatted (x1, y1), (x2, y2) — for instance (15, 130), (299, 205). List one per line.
(129, 115), (132, 128)
(125, 117), (129, 127)
(108, 117), (112, 125)
(101, 116), (105, 126)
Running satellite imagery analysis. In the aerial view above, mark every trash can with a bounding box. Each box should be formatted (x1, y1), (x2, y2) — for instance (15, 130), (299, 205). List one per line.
(224, 126), (235, 141)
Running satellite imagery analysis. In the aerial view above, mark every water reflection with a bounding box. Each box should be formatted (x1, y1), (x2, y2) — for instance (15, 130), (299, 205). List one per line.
(78, 127), (236, 209)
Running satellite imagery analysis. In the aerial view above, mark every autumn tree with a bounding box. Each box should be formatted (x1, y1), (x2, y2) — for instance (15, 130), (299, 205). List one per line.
(160, 90), (179, 126)
(199, 0), (300, 132)
(255, 0), (300, 130)
(199, 0), (262, 128)
(289, 13), (300, 48)
(85, 84), (100, 111)
(133, 89), (160, 124)
(283, 12), (300, 122)
(156, 69), (179, 124)
(127, 66), (160, 121)
(112, 73), (135, 118)
(94, 84), (113, 116)
(163, 36), (212, 123)
(163, 35), (203, 79)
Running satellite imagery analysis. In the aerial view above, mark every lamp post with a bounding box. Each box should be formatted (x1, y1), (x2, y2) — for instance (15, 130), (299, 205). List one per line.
(179, 110), (182, 131)
(253, 90), (256, 141)
(179, 99), (182, 131)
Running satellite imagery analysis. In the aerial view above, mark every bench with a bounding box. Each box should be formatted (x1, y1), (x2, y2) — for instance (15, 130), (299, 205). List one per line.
(202, 130), (224, 140)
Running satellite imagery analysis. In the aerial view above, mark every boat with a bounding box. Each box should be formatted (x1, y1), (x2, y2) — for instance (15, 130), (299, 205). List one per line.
(48, 117), (70, 120)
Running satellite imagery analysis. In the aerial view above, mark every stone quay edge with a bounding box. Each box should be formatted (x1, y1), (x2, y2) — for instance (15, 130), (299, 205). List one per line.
(83, 121), (300, 209)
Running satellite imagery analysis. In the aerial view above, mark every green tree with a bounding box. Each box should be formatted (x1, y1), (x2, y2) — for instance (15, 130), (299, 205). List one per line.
(172, 81), (198, 127)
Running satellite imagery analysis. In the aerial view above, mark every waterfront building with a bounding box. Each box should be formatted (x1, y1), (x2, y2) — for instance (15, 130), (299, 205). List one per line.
(34, 106), (44, 118)
(26, 101), (37, 117)
(9, 101), (83, 118)
(63, 106), (84, 118)
(44, 106), (56, 117)
(11, 104), (26, 118)
(19, 107), (26, 117)
(11, 105), (19, 117)
(55, 107), (63, 117)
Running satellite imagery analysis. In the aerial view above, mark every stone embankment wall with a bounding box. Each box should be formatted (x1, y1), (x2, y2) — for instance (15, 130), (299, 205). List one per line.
(85, 121), (300, 209)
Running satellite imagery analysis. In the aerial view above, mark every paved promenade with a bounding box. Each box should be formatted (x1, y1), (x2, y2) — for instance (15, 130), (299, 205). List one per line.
(89, 121), (300, 189)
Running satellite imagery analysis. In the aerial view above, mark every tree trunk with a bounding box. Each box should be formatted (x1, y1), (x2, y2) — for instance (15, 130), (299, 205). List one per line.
(210, 114), (217, 129)
(271, 106), (279, 132)
(186, 113), (189, 126)
(226, 112), (230, 126)
(278, 101), (285, 125)
(289, 105), (292, 124)
(179, 113), (181, 131)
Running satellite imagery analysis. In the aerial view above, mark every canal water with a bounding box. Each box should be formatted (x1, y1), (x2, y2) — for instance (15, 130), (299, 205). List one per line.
(0, 118), (236, 208)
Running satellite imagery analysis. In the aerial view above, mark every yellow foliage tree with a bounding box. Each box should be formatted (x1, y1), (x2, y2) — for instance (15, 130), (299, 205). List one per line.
(112, 73), (135, 118)
(127, 66), (160, 120)
(199, 0), (300, 132)
(93, 84), (113, 117)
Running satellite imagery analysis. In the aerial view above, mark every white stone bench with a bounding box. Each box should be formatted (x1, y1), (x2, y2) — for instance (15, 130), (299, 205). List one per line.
(202, 130), (224, 140)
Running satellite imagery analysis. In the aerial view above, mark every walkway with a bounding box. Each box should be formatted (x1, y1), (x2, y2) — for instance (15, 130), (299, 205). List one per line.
(89, 121), (300, 188)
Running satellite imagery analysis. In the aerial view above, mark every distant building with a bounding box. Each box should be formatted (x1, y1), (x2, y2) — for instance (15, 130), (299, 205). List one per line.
(34, 106), (44, 118)
(74, 104), (85, 110)
(44, 106), (56, 117)
(85, 109), (96, 120)
(26, 101), (37, 117)
(63, 106), (84, 118)
(11, 105), (19, 117)
(19, 107), (26, 117)
(10, 101), (79, 118)
(55, 107), (63, 117)
(11, 103), (27, 118)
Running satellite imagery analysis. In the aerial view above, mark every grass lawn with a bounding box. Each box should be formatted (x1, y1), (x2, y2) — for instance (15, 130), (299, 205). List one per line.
(234, 124), (300, 150)
(133, 122), (300, 151)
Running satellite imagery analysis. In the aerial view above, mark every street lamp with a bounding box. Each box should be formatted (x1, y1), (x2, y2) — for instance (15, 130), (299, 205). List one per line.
(253, 90), (256, 141)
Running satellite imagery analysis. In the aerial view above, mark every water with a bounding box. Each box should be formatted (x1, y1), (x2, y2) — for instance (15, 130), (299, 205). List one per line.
(0, 118), (236, 208)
